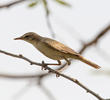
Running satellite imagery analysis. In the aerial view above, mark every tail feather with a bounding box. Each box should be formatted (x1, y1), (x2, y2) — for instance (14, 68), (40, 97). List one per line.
(78, 55), (101, 69)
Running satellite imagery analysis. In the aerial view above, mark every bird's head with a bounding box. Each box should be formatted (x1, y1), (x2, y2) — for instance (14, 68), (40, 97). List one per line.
(14, 32), (41, 44)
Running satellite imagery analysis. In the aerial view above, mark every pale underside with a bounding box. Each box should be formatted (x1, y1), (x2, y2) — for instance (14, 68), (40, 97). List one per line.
(33, 37), (80, 60)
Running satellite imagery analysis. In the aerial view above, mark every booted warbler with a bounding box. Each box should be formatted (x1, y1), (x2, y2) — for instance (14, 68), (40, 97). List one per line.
(14, 32), (101, 69)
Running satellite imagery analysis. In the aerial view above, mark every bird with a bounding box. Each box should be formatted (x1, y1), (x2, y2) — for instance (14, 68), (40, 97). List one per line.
(14, 32), (101, 69)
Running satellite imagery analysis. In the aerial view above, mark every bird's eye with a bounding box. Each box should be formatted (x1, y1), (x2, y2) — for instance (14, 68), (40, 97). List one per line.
(25, 36), (29, 38)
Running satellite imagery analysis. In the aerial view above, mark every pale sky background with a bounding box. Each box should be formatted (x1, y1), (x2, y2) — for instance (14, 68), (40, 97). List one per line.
(0, 0), (110, 100)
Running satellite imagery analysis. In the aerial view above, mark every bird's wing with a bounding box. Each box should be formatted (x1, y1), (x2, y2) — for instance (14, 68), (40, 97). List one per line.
(43, 38), (79, 55)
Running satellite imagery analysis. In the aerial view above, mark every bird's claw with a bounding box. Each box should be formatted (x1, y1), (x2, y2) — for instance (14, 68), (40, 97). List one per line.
(41, 61), (47, 70)
(56, 74), (60, 77)
(41, 61), (60, 77)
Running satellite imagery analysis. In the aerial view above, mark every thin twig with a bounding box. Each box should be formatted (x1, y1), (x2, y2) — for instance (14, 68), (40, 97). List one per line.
(46, 15), (56, 38)
(0, 0), (27, 8)
(0, 73), (47, 80)
(0, 50), (109, 100)
(79, 24), (110, 54)
(0, 72), (55, 100)
(42, 0), (56, 38)
(59, 24), (110, 69)
(0, 0), (56, 38)
(38, 84), (56, 100)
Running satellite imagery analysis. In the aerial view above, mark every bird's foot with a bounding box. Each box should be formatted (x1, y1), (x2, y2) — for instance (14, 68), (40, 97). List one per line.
(41, 61), (61, 77)
(56, 73), (60, 77)
(41, 61), (47, 70)
(67, 61), (71, 65)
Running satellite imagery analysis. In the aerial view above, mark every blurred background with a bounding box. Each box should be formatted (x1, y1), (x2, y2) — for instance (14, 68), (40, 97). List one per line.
(0, 0), (110, 100)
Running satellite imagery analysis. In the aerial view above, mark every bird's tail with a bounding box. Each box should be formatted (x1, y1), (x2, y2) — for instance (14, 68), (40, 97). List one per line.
(78, 55), (101, 69)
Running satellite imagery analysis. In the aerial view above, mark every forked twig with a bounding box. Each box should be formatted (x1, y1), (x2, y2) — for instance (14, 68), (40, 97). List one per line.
(0, 50), (109, 100)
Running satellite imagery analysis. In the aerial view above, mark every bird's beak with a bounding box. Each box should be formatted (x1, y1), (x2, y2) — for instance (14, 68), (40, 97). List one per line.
(14, 36), (23, 40)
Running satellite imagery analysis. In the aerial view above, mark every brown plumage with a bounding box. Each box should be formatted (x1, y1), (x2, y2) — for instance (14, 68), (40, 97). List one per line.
(14, 32), (101, 69)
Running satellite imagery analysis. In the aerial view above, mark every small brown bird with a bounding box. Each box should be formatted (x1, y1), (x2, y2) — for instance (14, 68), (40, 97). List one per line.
(14, 32), (101, 69)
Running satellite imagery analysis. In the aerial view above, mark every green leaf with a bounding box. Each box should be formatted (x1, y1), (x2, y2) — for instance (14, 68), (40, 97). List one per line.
(28, 1), (39, 7)
(54, 0), (71, 7)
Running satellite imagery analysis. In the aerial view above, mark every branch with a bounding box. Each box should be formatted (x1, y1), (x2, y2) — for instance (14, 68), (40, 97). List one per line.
(39, 84), (56, 100)
(0, 0), (56, 38)
(0, 73), (47, 80)
(46, 14), (56, 38)
(42, 0), (56, 38)
(79, 24), (110, 54)
(60, 24), (110, 69)
(0, 0), (27, 8)
(0, 24), (109, 100)
(0, 50), (109, 100)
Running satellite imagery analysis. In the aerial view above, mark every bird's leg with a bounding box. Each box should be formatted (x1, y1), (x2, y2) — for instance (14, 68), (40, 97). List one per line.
(41, 60), (61, 70)
(41, 61), (47, 70)
(45, 60), (61, 66)
(46, 60), (62, 77)
(63, 57), (71, 65)
(41, 60), (62, 77)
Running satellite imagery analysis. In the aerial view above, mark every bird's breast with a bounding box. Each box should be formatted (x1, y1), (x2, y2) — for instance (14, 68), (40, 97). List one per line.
(33, 42), (64, 60)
